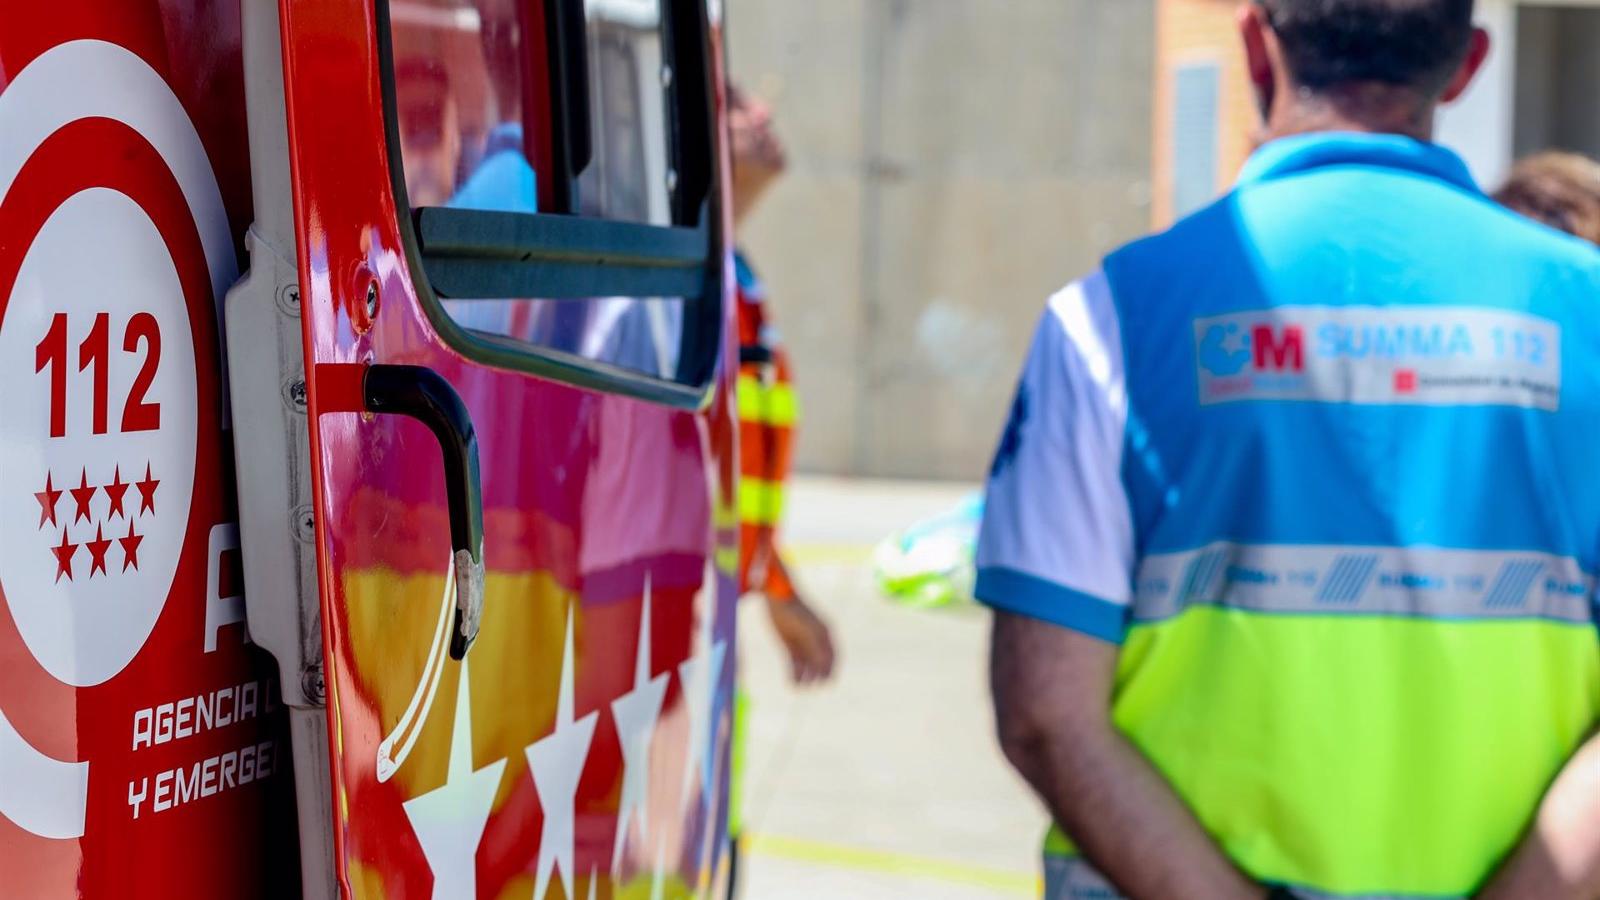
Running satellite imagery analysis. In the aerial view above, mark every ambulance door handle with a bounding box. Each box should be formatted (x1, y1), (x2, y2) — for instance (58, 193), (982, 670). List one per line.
(362, 364), (485, 660)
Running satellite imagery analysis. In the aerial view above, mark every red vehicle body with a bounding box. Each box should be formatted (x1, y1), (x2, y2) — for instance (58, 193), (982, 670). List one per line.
(0, 1), (738, 897)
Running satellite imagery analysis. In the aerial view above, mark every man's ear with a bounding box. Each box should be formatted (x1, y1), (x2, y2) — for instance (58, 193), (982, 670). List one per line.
(1237, 4), (1276, 119)
(1441, 27), (1491, 104)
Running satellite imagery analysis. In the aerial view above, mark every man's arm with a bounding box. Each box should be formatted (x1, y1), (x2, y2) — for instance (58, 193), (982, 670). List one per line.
(990, 611), (1263, 900)
(762, 552), (836, 685)
(1478, 734), (1600, 900)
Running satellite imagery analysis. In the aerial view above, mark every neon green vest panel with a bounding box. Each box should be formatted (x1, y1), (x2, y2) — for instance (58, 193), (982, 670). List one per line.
(1049, 609), (1599, 897)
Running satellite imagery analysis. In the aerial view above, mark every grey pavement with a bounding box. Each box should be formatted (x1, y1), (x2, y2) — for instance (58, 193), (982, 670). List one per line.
(736, 477), (1046, 899)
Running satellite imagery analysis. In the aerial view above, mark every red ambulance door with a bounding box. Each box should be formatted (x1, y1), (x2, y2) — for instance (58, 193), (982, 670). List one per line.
(277, 0), (737, 897)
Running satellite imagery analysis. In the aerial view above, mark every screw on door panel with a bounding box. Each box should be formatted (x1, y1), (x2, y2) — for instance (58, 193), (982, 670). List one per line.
(302, 664), (326, 706)
(283, 379), (308, 412)
(276, 283), (301, 317)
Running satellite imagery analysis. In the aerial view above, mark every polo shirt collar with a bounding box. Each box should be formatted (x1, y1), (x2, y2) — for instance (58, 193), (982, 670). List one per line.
(1236, 131), (1482, 195)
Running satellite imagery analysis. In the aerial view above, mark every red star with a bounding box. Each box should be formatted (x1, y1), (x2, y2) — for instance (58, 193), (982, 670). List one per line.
(85, 524), (111, 578)
(51, 528), (77, 583)
(135, 463), (159, 517)
(104, 466), (130, 520)
(35, 472), (62, 529)
(120, 521), (143, 572)
(69, 468), (96, 524)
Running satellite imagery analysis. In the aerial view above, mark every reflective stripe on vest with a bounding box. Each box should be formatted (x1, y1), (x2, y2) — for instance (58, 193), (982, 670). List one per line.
(1132, 542), (1595, 626)
(737, 372), (799, 428)
(739, 476), (784, 528)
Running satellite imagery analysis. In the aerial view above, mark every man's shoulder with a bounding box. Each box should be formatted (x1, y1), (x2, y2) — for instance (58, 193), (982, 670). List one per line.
(1442, 196), (1600, 318)
(1102, 179), (1600, 304)
(1025, 272), (1125, 396)
(1481, 201), (1600, 277)
(1099, 195), (1251, 300)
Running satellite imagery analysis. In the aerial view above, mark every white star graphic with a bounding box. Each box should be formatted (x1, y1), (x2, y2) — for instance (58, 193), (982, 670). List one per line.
(677, 561), (728, 815)
(528, 607), (599, 900)
(401, 659), (508, 900)
(650, 836), (668, 900)
(610, 576), (670, 875)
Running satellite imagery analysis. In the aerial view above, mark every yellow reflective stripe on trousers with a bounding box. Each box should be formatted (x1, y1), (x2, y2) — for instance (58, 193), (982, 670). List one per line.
(712, 498), (739, 531)
(737, 373), (799, 427)
(739, 477), (784, 527)
(1043, 606), (1600, 897)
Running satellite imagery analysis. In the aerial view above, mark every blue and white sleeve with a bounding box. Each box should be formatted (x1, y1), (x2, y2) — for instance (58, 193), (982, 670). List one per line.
(974, 271), (1134, 643)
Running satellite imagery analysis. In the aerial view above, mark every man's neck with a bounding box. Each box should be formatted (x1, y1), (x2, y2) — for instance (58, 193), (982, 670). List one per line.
(1258, 83), (1437, 146)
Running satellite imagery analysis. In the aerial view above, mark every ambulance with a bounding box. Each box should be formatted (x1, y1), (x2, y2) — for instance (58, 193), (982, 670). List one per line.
(0, 0), (737, 896)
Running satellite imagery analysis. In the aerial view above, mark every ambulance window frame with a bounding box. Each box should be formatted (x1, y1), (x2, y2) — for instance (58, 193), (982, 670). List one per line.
(376, 0), (724, 408)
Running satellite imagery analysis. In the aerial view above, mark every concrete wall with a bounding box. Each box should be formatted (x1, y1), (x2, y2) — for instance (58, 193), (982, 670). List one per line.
(728, 0), (1155, 480)
(1514, 5), (1600, 161)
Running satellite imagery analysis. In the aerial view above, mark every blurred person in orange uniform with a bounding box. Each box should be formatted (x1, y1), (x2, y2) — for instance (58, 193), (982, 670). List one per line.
(1495, 151), (1600, 245)
(724, 82), (836, 896)
(729, 83), (836, 684)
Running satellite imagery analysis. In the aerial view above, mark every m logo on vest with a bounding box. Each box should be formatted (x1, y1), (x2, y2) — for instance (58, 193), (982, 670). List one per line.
(1253, 325), (1305, 372)
(1194, 307), (1561, 410)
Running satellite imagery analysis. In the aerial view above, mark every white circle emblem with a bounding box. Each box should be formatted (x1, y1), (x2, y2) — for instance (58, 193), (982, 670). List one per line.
(0, 40), (236, 688)
(0, 190), (199, 687)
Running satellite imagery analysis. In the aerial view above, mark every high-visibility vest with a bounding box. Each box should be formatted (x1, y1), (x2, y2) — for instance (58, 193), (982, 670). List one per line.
(976, 133), (1600, 898)
(735, 252), (799, 600)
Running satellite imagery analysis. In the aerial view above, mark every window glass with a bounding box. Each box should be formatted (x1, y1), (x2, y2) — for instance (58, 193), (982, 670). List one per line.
(578, 0), (673, 225)
(449, 296), (684, 380)
(391, 0), (542, 213)
(388, 0), (693, 384)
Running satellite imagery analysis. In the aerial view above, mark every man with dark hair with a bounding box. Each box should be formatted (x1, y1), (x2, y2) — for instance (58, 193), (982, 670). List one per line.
(979, 1), (1600, 898)
(1255, 0), (1476, 94)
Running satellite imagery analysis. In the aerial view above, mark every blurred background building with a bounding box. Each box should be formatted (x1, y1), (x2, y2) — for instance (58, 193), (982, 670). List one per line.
(729, 0), (1600, 482)
(1158, 0), (1600, 224)
(727, 0), (1156, 480)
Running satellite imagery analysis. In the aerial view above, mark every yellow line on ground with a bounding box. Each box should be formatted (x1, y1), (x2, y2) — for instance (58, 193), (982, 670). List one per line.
(783, 543), (876, 566)
(743, 832), (1037, 896)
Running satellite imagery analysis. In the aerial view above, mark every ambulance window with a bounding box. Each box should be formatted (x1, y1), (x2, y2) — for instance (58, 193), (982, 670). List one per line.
(381, 0), (720, 401)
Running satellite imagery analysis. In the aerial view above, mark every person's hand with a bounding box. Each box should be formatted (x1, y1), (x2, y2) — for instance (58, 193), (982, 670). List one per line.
(764, 594), (835, 685)
(1476, 734), (1600, 900)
